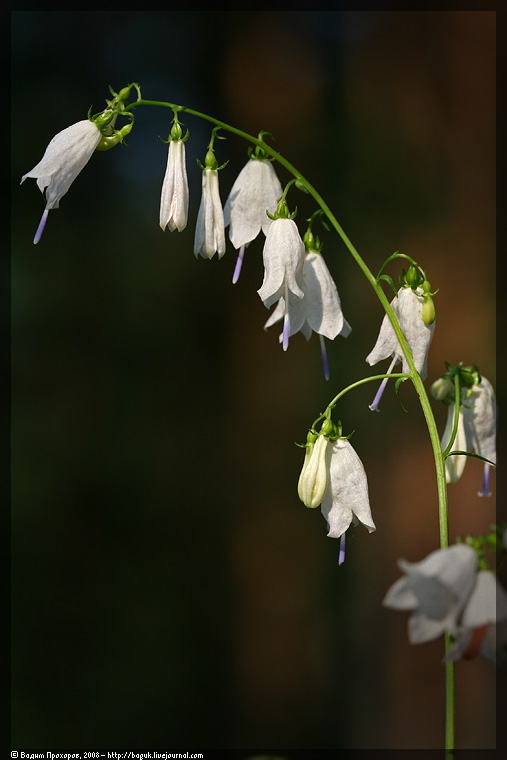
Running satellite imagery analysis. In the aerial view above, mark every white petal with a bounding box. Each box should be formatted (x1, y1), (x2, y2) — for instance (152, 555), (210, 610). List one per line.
(159, 140), (189, 232)
(22, 120), (102, 209)
(257, 218), (305, 307)
(194, 169), (225, 259)
(461, 571), (507, 629)
(463, 377), (497, 464)
(366, 287), (435, 378)
(224, 159), (282, 248)
(320, 439), (375, 539)
(383, 544), (478, 643)
(301, 252), (351, 339)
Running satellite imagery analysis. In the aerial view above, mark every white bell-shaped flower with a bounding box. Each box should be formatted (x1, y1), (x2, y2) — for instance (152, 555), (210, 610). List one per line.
(366, 286), (435, 410)
(382, 544), (478, 644)
(194, 168), (226, 259)
(298, 430), (375, 564)
(224, 158), (282, 246)
(464, 376), (497, 496)
(159, 139), (189, 233)
(257, 217), (305, 350)
(224, 157), (282, 281)
(21, 119), (102, 244)
(320, 438), (376, 541)
(264, 250), (352, 377)
(367, 286), (435, 376)
(441, 376), (496, 494)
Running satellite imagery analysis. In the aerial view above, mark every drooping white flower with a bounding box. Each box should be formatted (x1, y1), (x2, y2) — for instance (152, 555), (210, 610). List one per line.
(264, 250), (352, 378)
(223, 157), (282, 283)
(257, 217), (305, 350)
(321, 439), (376, 542)
(446, 570), (507, 666)
(366, 286), (436, 410)
(159, 139), (189, 233)
(463, 376), (497, 496)
(382, 544), (478, 644)
(21, 119), (102, 244)
(298, 431), (375, 563)
(440, 376), (497, 494)
(194, 167), (226, 259)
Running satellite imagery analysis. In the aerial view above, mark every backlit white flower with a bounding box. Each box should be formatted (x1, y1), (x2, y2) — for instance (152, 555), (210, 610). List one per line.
(366, 286), (435, 411)
(264, 250), (351, 378)
(441, 376), (497, 494)
(223, 157), (282, 283)
(21, 119), (102, 244)
(194, 168), (226, 259)
(321, 439), (376, 542)
(159, 139), (189, 233)
(299, 432), (375, 564)
(464, 376), (497, 496)
(257, 218), (305, 350)
(383, 544), (478, 644)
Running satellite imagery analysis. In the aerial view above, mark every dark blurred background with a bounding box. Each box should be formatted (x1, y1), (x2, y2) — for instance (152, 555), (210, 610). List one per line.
(11, 10), (499, 751)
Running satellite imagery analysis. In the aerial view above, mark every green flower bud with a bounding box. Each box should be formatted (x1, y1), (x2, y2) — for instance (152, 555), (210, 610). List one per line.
(297, 430), (318, 502)
(299, 433), (330, 509)
(204, 148), (218, 170)
(95, 122), (133, 152)
(405, 265), (420, 289)
(170, 121), (183, 141)
(93, 110), (116, 130)
(117, 85), (133, 102)
(422, 293), (436, 325)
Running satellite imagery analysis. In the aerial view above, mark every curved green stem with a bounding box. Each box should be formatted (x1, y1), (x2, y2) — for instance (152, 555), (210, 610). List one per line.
(127, 95), (454, 752)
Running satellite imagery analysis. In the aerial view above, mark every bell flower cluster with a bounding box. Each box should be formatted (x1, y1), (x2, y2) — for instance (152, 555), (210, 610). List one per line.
(298, 419), (375, 564)
(366, 283), (435, 411)
(432, 371), (497, 495)
(383, 542), (507, 667)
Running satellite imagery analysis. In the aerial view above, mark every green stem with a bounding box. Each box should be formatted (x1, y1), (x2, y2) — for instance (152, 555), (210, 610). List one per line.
(442, 374), (462, 459)
(128, 95), (454, 751)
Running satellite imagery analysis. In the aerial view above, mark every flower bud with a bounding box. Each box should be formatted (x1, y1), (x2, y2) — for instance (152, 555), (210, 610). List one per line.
(405, 265), (420, 289)
(299, 433), (331, 509)
(297, 430), (318, 501)
(95, 122), (133, 152)
(430, 376), (453, 401)
(170, 121), (183, 141)
(422, 294), (436, 325)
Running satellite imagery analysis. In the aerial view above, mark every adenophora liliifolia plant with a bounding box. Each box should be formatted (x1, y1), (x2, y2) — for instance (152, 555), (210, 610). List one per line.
(21, 83), (500, 754)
